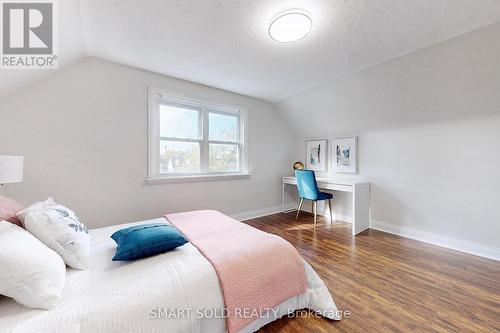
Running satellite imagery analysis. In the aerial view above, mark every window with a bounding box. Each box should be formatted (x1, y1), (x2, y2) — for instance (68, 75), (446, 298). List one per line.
(148, 88), (248, 182)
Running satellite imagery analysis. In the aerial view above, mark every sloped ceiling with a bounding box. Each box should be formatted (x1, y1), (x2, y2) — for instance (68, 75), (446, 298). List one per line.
(0, 0), (86, 99)
(276, 22), (500, 137)
(2, 0), (500, 102)
(77, 0), (500, 102)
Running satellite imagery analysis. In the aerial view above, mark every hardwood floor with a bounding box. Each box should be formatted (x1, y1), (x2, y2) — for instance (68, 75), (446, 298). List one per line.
(244, 213), (500, 333)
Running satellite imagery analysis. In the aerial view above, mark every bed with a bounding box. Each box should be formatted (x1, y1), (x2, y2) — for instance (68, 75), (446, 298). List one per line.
(0, 212), (339, 333)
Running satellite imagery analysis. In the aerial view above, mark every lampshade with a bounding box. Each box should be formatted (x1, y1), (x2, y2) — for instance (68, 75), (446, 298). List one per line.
(0, 155), (24, 185)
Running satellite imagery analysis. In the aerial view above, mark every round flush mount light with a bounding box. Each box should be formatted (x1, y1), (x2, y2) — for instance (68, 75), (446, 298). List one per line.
(268, 10), (313, 43)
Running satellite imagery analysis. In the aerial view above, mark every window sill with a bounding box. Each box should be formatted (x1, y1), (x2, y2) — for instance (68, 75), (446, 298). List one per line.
(146, 173), (251, 185)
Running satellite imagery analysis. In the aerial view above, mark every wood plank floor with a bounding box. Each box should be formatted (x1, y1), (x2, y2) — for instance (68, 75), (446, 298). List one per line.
(244, 212), (500, 333)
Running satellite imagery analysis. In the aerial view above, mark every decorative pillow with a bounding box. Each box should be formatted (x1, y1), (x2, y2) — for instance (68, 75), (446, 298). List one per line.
(111, 223), (188, 261)
(17, 198), (92, 270)
(0, 195), (23, 227)
(0, 221), (66, 310)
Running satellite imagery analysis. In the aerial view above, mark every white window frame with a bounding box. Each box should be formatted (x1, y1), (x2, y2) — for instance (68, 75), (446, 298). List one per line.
(147, 87), (250, 184)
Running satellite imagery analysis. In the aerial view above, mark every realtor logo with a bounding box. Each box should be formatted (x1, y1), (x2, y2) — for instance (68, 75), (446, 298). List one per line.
(1, 0), (57, 69)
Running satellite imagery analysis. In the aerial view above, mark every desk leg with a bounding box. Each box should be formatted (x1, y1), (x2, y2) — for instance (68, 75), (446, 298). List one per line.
(353, 183), (370, 235)
(282, 180), (285, 213)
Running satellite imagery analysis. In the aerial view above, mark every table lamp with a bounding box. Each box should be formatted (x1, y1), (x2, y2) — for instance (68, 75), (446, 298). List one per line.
(0, 155), (24, 186)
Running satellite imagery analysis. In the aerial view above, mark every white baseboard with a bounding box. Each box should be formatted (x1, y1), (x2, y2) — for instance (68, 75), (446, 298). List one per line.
(370, 219), (500, 261)
(231, 205), (499, 262)
(231, 202), (353, 223)
(299, 205), (353, 223)
(230, 204), (292, 222)
(334, 212), (352, 223)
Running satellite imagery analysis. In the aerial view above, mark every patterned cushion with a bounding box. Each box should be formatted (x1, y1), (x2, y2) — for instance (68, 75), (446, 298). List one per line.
(111, 223), (188, 261)
(17, 198), (91, 270)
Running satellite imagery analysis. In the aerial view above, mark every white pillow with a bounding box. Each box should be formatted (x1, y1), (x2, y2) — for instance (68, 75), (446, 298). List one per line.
(0, 221), (66, 310)
(16, 197), (56, 223)
(17, 198), (92, 270)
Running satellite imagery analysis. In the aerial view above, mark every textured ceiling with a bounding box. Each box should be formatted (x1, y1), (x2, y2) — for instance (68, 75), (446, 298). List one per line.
(78, 0), (500, 102)
(2, 1), (500, 102)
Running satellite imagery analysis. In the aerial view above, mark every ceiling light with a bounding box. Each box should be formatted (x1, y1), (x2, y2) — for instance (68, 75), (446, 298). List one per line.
(268, 11), (312, 43)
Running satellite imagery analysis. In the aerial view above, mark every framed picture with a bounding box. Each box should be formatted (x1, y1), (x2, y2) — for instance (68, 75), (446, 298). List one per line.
(305, 139), (328, 172)
(332, 137), (358, 173)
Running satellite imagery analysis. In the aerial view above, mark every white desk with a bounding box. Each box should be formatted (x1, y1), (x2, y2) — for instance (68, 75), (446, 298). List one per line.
(282, 176), (370, 235)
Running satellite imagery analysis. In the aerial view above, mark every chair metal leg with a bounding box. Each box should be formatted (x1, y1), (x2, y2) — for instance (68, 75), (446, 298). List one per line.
(313, 201), (317, 227)
(328, 199), (333, 223)
(295, 198), (304, 220)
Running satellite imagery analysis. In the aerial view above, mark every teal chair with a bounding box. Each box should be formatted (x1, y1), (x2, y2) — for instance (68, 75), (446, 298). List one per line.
(295, 170), (334, 227)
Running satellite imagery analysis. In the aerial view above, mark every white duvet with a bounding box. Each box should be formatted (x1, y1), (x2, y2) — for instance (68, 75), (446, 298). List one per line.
(0, 218), (339, 333)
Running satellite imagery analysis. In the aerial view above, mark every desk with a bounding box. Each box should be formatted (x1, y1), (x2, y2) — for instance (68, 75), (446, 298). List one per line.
(282, 176), (370, 235)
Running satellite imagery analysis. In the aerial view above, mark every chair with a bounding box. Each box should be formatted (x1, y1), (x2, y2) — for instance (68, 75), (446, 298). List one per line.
(294, 170), (334, 227)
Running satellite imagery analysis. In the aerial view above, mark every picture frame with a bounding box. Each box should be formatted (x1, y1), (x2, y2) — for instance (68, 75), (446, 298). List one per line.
(332, 137), (358, 173)
(305, 139), (328, 172)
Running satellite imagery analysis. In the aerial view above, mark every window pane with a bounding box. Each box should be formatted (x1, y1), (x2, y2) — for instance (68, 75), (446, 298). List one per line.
(160, 103), (199, 139)
(160, 141), (200, 174)
(209, 143), (239, 172)
(209, 112), (239, 142)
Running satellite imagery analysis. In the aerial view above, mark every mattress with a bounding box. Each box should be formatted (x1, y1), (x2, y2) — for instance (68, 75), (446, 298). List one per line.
(0, 218), (338, 333)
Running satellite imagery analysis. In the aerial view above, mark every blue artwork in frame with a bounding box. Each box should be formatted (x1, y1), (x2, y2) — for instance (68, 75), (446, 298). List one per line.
(305, 139), (328, 172)
(332, 137), (357, 174)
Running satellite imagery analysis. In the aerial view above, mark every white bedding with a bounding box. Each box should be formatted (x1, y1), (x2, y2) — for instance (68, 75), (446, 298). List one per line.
(0, 218), (338, 333)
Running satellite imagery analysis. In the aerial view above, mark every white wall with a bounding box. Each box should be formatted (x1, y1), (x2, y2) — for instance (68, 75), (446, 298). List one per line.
(277, 22), (500, 256)
(0, 57), (294, 228)
(1, 20), (499, 259)
(364, 117), (500, 249)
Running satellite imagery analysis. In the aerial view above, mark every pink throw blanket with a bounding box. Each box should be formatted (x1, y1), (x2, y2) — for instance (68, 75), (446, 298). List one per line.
(165, 210), (307, 333)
